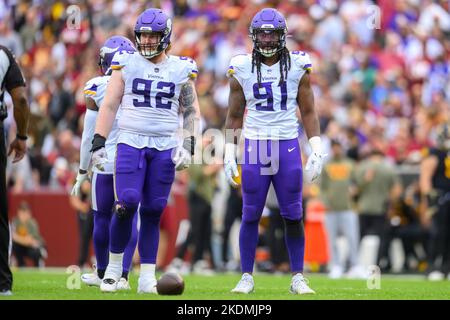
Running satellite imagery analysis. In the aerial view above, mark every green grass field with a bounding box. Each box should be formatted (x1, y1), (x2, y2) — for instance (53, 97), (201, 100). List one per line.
(1, 269), (449, 300)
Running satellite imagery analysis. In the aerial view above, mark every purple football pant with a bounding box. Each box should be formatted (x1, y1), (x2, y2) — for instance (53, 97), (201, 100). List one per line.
(110, 143), (175, 265)
(91, 172), (138, 273)
(240, 138), (305, 274)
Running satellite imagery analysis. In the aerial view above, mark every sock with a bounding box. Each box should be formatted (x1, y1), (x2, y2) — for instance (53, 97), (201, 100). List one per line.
(104, 252), (124, 280)
(239, 220), (259, 273)
(121, 271), (129, 280)
(140, 263), (156, 279)
(97, 269), (105, 279)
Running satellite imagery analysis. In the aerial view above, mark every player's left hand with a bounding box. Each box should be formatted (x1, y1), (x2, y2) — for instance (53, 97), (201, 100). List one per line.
(173, 146), (191, 171)
(305, 152), (327, 182)
(92, 147), (107, 171)
(71, 172), (90, 197)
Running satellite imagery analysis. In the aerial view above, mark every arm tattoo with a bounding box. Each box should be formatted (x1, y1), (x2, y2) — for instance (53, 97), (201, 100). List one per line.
(180, 81), (199, 153)
(180, 81), (195, 108)
(181, 81), (197, 134)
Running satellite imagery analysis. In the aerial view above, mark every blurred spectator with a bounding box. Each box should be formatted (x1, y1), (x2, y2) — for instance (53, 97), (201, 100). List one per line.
(320, 140), (364, 278)
(48, 75), (74, 128)
(377, 181), (428, 273)
(69, 176), (93, 268)
(419, 122), (450, 280)
(171, 136), (221, 274)
(49, 157), (73, 191)
(353, 149), (403, 268)
(0, 16), (23, 57)
(11, 201), (47, 267)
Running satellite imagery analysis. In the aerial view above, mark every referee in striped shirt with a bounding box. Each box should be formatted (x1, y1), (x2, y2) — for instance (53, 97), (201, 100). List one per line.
(0, 45), (29, 296)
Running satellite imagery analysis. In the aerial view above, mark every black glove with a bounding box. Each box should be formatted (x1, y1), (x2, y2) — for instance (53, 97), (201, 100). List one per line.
(91, 134), (106, 152)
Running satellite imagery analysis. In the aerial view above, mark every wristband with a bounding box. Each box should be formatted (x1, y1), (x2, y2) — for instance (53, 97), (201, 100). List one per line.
(91, 133), (106, 152)
(183, 136), (196, 156)
(309, 136), (322, 154)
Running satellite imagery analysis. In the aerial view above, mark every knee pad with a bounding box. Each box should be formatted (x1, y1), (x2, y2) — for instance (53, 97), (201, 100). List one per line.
(242, 205), (263, 223)
(116, 188), (140, 219)
(283, 218), (304, 238)
(280, 202), (303, 221)
(139, 202), (165, 222)
(149, 197), (168, 214)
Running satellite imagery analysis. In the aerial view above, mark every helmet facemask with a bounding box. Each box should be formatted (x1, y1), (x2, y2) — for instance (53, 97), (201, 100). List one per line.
(252, 28), (286, 57)
(98, 49), (113, 75)
(98, 54), (107, 75)
(135, 30), (168, 59)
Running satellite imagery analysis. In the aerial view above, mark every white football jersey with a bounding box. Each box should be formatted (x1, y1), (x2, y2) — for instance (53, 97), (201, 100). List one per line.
(110, 51), (198, 150)
(84, 75), (121, 173)
(227, 51), (312, 140)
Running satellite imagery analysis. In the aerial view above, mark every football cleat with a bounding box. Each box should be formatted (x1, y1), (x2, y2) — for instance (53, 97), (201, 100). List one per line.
(290, 273), (315, 294)
(100, 278), (119, 293)
(0, 289), (12, 296)
(100, 261), (122, 292)
(231, 273), (254, 294)
(137, 276), (157, 294)
(117, 277), (131, 291)
(81, 272), (102, 287)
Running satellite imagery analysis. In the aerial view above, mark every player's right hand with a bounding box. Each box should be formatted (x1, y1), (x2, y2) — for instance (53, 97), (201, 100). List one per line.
(173, 146), (191, 171)
(71, 172), (90, 197)
(92, 147), (107, 171)
(305, 152), (326, 182)
(224, 143), (239, 188)
(224, 157), (239, 188)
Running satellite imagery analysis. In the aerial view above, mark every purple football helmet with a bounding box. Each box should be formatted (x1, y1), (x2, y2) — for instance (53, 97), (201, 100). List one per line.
(99, 35), (135, 75)
(134, 8), (172, 59)
(250, 8), (288, 57)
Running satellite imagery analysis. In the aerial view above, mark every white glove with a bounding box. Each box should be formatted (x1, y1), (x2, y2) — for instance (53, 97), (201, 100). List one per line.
(71, 172), (90, 196)
(224, 143), (239, 188)
(305, 152), (326, 182)
(173, 146), (191, 171)
(92, 147), (107, 172)
(305, 136), (327, 182)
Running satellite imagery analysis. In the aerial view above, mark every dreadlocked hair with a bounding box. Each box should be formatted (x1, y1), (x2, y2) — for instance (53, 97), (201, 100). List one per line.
(251, 47), (291, 87)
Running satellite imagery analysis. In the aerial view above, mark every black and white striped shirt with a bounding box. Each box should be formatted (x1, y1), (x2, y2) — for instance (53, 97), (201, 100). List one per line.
(0, 45), (26, 120)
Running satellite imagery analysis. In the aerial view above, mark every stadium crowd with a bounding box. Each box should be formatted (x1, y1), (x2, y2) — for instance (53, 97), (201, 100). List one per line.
(1, 0), (449, 276)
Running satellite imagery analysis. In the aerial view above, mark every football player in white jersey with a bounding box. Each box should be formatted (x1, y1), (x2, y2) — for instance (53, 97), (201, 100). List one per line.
(91, 8), (201, 293)
(71, 36), (138, 290)
(224, 8), (325, 294)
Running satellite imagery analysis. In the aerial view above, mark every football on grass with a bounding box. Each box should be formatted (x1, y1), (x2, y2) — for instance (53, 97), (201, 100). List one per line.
(157, 272), (185, 295)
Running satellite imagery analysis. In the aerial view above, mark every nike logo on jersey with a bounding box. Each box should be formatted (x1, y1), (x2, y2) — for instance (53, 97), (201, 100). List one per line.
(288, 147), (295, 153)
